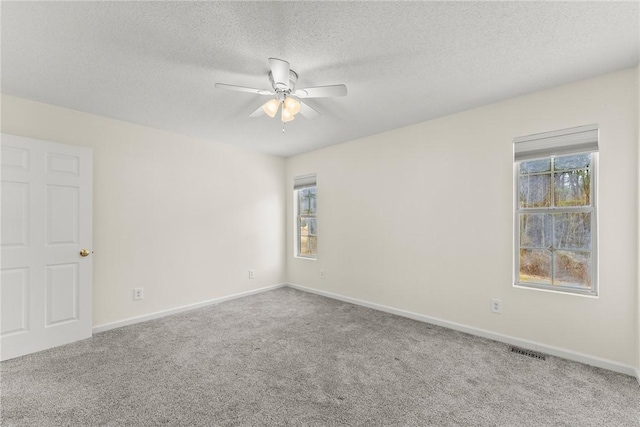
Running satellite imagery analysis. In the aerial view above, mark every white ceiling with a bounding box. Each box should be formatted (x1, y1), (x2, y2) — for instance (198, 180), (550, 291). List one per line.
(2, 2), (638, 157)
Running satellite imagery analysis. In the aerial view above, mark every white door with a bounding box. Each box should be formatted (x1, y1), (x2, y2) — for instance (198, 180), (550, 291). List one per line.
(1, 134), (92, 361)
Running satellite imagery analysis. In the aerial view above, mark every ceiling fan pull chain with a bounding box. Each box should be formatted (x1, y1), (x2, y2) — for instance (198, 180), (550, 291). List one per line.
(282, 122), (286, 133)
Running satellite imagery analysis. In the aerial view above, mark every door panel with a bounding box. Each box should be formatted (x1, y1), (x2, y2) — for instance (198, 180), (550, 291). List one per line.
(45, 263), (79, 325)
(1, 181), (29, 247)
(1, 145), (29, 171)
(46, 152), (79, 175)
(1, 268), (29, 335)
(1, 133), (92, 360)
(46, 185), (79, 245)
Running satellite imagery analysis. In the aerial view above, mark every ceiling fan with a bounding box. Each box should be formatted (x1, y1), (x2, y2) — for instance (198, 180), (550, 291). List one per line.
(215, 58), (347, 126)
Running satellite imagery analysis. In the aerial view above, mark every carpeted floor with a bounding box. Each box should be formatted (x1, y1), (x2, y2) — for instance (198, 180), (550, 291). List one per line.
(1, 287), (638, 426)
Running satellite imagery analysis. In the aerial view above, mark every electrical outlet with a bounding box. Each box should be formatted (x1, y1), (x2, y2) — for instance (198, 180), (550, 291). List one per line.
(320, 270), (325, 279)
(249, 269), (255, 279)
(133, 288), (143, 301)
(490, 298), (502, 314)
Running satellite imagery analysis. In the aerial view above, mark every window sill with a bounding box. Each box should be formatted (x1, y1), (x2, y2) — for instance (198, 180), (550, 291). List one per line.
(513, 283), (598, 298)
(294, 255), (317, 261)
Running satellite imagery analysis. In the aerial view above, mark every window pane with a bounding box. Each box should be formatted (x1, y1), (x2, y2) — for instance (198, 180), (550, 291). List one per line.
(554, 250), (590, 289)
(519, 174), (551, 208)
(308, 236), (317, 255)
(300, 217), (316, 236)
(554, 154), (590, 171)
(519, 249), (551, 284)
(299, 218), (309, 236)
(520, 159), (551, 174)
(299, 235), (317, 256)
(553, 213), (591, 250)
(298, 188), (317, 214)
(520, 214), (551, 248)
(554, 170), (590, 207)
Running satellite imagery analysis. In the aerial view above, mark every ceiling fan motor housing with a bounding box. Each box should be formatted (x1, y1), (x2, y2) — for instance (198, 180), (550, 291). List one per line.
(269, 70), (298, 92)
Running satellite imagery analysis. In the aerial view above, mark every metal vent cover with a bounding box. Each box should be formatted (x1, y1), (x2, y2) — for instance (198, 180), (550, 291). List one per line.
(510, 346), (547, 360)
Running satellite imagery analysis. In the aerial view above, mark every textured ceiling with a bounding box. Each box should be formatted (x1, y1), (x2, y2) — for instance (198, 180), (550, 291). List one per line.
(2, 2), (638, 157)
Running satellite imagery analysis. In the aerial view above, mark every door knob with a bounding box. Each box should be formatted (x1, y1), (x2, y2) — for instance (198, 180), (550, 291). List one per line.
(79, 248), (91, 257)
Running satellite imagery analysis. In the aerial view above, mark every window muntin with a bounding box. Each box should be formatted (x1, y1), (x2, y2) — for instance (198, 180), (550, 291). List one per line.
(516, 153), (596, 295)
(296, 186), (317, 258)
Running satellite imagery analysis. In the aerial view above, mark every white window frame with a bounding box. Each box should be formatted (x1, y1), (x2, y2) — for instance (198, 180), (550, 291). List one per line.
(513, 125), (598, 296)
(294, 174), (317, 260)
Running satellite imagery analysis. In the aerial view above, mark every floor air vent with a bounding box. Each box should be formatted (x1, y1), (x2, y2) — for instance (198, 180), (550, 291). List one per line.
(510, 346), (547, 360)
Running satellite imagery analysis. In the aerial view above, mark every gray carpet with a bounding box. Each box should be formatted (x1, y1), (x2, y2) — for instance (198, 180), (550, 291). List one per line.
(1, 287), (638, 426)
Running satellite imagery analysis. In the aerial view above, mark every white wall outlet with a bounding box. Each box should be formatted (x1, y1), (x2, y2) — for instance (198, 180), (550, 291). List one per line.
(133, 288), (143, 301)
(320, 270), (325, 279)
(490, 298), (502, 314)
(248, 269), (255, 279)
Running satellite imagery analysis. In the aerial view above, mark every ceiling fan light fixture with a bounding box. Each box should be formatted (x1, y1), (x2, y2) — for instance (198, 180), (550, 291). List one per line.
(262, 99), (280, 118)
(281, 105), (295, 122)
(284, 96), (301, 116)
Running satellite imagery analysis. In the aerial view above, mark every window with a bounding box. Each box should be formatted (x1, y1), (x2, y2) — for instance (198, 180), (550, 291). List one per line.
(294, 174), (317, 258)
(514, 125), (598, 295)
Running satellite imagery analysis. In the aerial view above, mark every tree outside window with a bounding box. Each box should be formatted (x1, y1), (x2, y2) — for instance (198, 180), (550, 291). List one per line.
(297, 187), (317, 258)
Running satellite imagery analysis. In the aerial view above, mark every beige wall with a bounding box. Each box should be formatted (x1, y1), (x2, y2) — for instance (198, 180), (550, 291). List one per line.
(1, 95), (286, 327)
(287, 67), (639, 367)
(2, 67), (637, 370)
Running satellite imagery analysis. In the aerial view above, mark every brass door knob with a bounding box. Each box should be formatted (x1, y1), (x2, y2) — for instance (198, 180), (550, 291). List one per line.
(79, 248), (91, 257)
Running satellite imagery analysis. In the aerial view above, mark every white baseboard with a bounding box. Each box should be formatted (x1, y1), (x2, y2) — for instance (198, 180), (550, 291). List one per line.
(286, 283), (638, 379)
(93, 283), (286, 334)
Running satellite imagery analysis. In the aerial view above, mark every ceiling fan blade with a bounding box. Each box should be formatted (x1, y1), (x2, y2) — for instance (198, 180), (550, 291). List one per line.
(269, 58), (290, 90)
(298, 101), (320, 119)
(295, 84), (347, 98)
(215, 83), (274, 95)
(249, 105), (265, 118)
